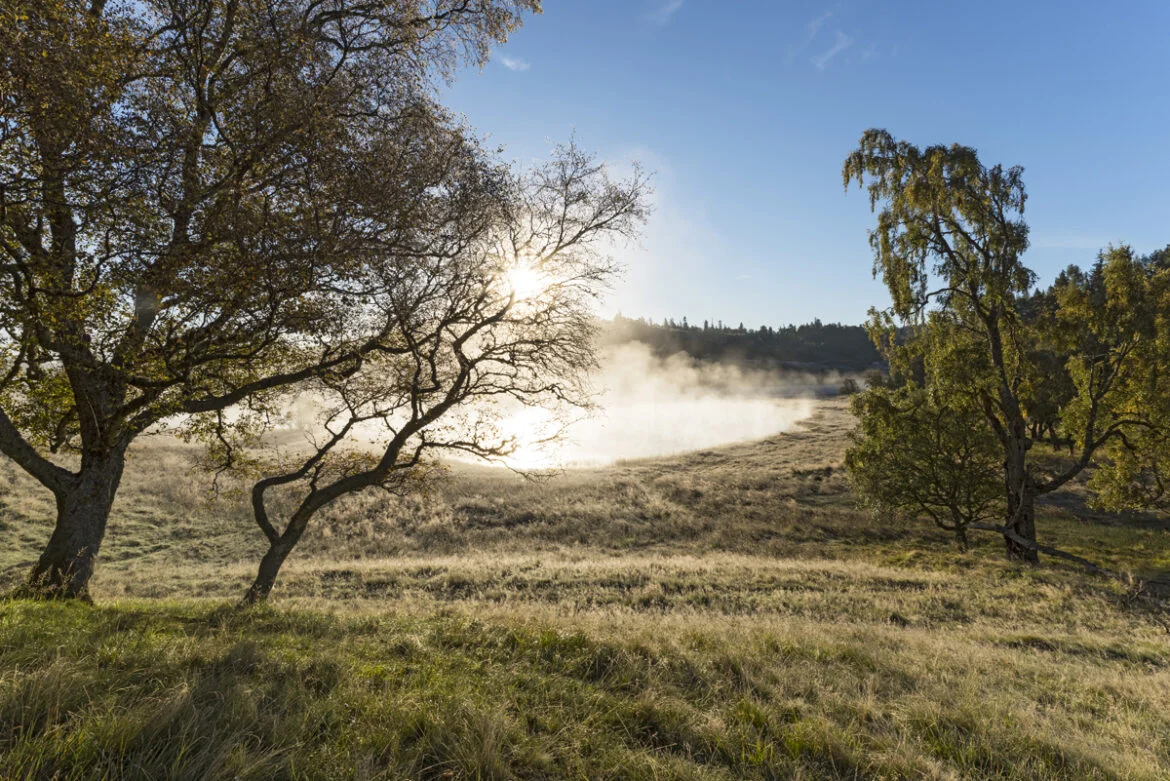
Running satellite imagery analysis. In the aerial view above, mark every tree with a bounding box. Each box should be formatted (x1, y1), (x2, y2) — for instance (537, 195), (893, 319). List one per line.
(844, 129), (1170, 562)
(862, 370), (886, 389)
(846, 380), (1002, 549)
(1051, 249), (1170, 512)
(0, 0), (540, 598)
(237, 144), (649, 603)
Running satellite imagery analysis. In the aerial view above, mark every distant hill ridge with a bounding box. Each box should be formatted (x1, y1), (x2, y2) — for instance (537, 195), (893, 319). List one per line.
(600, 315), (883, 372)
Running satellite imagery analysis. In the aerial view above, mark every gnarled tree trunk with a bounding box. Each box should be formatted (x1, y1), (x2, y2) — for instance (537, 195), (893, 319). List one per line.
(24, 450), (126, 600)
(1005, 488), (1039, 562)
(240, 505), (316, 606)
(241, 540), (297, 606)
(1004, 439), (1039, 563)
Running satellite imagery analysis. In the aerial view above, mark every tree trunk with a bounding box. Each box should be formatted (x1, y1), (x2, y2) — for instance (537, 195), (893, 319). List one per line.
(24, 450), (126, 600)
(1004, 452), (1039, 563)
(1005, 491), (1038, 562)
(954, 526), (969, 552)
(240, 435), (406, 605)
(240, 540), (296, 605)
(241, 505), (316, 605)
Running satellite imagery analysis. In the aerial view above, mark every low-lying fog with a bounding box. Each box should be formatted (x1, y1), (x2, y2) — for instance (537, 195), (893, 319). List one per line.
(487, 342), (825, 468)
(272, 342), (837, 470)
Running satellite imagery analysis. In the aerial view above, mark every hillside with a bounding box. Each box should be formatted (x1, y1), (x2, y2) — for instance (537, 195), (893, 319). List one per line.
(1, 401), (1169, 779)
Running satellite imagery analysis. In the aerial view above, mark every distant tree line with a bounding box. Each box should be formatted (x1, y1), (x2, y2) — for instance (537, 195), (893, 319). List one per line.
(601, 315), (883, 372)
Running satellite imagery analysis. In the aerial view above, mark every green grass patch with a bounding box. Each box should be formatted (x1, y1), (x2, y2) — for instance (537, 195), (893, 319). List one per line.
(1, 599), (1168, 779)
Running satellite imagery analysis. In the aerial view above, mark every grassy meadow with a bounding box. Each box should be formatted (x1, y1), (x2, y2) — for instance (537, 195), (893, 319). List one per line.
(1, 399), (1169, 779)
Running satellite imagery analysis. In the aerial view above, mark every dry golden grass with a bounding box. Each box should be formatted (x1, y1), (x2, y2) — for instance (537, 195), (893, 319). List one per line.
(1, 399), (1168, 778)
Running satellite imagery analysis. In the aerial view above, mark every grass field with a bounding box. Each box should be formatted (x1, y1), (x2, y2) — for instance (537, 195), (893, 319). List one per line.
(1, 400), (1169, 779)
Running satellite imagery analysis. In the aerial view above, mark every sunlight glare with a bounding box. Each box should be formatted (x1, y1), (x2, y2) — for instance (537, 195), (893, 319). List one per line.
(504, 259), (550, 303)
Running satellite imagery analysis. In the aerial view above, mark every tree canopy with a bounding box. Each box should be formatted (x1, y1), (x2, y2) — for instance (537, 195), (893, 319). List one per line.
(845, 324), (1002, 549)
(236, 142), (648, 603)
(844, 129), (1170, 561)
(0, 0), (542, 597)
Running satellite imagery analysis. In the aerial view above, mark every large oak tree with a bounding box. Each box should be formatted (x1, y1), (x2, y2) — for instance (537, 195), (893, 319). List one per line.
(0, 0), (539, 597)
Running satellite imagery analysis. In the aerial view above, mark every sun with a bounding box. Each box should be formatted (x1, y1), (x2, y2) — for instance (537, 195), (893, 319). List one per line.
(504, 259), (550, 302)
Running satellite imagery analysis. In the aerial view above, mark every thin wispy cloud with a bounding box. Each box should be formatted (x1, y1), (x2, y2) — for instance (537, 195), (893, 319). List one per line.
(812, 31), (854, 70)
(647, 0), (684, 26)
(498, 54), (531, 72)
(807, 10), (833, 39)
(786, 9), (833, 64)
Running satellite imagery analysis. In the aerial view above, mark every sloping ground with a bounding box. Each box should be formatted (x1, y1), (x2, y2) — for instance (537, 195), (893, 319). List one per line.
(1, 400), (1169, 778)
(4, 401), (1167, 589)
(1, 589), (1167, 780)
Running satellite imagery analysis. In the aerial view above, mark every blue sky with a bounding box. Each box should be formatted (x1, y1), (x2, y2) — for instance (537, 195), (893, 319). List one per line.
(443, 0), (1170, 327)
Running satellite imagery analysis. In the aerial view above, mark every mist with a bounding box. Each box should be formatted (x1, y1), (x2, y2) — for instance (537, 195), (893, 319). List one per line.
(271, 342), (832, 469)
(490, 342), (821, 468)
